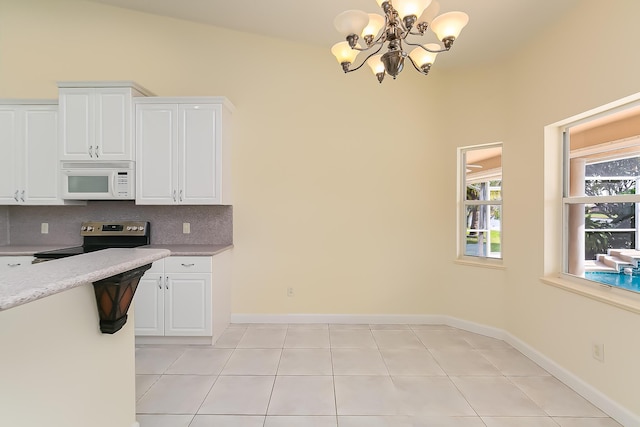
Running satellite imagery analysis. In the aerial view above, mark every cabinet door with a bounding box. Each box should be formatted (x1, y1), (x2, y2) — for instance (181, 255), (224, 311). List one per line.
(164, 273), (212, 336)
(59, 89), (93, 160)
(136, 104), (178, 204)
(178, 104), (222, 204)
(95, 88), (132, 160)
(23, 107), (59, 204)
(133, 272), (165, 336)
(0, 107), (20, 204)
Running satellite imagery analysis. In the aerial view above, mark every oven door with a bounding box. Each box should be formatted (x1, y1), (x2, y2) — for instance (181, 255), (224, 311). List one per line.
(61, 162), (134, 200)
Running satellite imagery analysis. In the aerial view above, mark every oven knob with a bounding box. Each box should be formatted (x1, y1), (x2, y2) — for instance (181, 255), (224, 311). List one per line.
(81, 226), (87, 231)
(126, 226), (132, 231)
(87, 226), (94, 232)
(136, 226), (144, 231)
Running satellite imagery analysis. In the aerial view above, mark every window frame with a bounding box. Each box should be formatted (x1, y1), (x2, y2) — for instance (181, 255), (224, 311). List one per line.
(457, 142), (504, 267)
(543, 92), (640, 312)
(562, 131), (640, 285)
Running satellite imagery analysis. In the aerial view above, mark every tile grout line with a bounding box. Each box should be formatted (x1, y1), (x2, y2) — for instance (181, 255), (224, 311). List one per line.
(328, 324), (340, 424)
(135, 324), (621, 426)
(189, 327), (246, 422)
(261, 324), (288, 425)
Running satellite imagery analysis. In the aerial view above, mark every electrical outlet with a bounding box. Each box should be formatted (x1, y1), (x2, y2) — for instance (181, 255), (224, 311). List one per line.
(287, 287), (294, 297)
(182, 222), (191, 234)
(41, 223), (49, 234)
(592, 343), (605, 362)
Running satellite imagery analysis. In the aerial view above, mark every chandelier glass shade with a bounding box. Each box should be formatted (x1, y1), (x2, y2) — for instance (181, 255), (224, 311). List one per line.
(331, 0), (468, 83)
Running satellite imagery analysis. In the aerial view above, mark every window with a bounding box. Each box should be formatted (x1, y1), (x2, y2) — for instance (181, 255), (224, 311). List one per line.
(563, 106), (640, 294)
(459, 144), (502, 260)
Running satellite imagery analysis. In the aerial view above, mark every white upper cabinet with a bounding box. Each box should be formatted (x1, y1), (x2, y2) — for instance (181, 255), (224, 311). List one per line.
(58, 82), (153, 161)
(0, 101), (69, 205)
(135, 97), (233, 205)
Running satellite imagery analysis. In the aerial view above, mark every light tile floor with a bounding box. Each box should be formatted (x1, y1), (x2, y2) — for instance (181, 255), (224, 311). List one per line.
(135, 324), (622, 427)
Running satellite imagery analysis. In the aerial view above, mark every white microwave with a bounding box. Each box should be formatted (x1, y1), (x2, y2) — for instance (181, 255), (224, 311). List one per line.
(61, 161), (135, 200)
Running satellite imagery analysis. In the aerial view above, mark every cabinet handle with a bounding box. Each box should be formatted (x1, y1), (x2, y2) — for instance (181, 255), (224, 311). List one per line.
(179, 189), (183, 202)
(157, 276), (162, 289)
(13, 190), (19, 202)
(8, 263), (21, 267)
(172, 190), (177, 202)
(95, 145), (99, 158)
(165, 276), (169, 289)
(20, 190), (25, 202)
(89, 146), (93, 157)
(181, 263), (195, 267)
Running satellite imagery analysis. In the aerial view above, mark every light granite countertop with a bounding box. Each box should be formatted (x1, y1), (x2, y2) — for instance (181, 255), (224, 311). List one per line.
(146, 244), (233, 256)
(0, 244), (233, 257)
(0, 248), (170, 311)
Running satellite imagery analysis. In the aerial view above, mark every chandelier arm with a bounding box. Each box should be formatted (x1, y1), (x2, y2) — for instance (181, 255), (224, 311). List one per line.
(408, 30), (430, 37)
(351, 40), (386, 52)
(403, 39), (448, 53)
(344, 43), (385, 73)
(406, 54), (427, 74)
(373, 14), (391, 45)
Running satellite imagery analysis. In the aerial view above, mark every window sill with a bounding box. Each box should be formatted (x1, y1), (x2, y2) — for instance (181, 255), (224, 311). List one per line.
(454, 258), (505, 270)
(541, 274), (640, 314)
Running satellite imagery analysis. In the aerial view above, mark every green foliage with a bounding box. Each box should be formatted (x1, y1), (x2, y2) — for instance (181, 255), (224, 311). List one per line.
(582, 157), (639, 259)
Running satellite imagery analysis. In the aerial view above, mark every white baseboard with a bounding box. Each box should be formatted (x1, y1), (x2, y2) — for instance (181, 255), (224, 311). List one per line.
(230, 313), (449, 325)
(131, 422), (140, 427)
(230, 313), (639, 426)
(504, 332), (639, 427)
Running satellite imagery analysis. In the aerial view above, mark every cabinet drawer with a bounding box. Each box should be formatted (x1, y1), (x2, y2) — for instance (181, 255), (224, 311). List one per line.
(0, 256), (35, 269)
(165, 256), (212, 273)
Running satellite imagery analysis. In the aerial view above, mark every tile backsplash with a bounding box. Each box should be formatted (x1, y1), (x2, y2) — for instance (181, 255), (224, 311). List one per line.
(7, 201), (232, 246)
(0, 206), (8, 245)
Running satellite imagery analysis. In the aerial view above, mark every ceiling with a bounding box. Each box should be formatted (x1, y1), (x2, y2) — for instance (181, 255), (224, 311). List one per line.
(85, 0), (581, 69)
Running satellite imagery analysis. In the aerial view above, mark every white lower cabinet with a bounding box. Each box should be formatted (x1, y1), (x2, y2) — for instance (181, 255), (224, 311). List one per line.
(134, 256), (212, 337)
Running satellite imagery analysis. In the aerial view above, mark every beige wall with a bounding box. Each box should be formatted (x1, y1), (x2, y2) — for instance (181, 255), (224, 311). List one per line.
(499, 0), (640, 416)
(2, 0), (640, 420)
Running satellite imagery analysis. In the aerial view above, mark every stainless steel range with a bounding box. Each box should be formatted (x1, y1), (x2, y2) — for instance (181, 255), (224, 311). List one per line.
(34, 221), (150, 261)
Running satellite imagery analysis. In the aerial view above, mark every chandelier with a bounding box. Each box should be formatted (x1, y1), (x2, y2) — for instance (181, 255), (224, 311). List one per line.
(330, 0), (469, 83)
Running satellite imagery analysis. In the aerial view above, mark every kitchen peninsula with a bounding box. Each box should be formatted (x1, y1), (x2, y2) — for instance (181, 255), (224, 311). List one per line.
(0, 248), (170, 427)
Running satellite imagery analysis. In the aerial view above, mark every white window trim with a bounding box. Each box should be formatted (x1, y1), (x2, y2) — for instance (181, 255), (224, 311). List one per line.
(543, 92), (640, 313)
(457, 142), (504, 267)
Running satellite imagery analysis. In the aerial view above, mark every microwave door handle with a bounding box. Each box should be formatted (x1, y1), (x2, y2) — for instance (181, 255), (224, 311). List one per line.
(112, 172), (117, 198)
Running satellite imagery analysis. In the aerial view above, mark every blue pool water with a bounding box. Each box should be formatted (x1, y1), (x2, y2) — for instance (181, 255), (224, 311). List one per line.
(585, 272), (640, 293)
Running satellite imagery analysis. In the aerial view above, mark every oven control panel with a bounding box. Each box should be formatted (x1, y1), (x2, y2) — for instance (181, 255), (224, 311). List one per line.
(80, 221), (149, 236)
